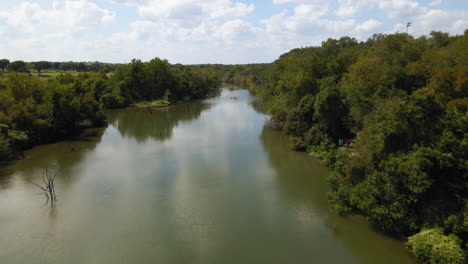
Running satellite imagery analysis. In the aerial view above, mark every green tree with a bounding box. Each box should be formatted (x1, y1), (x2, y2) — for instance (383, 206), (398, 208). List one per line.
(5, 60), (28, 73)
(32, 61), (50, 75)
(407, 229), (464, 264)
(0, 59), (10, 72)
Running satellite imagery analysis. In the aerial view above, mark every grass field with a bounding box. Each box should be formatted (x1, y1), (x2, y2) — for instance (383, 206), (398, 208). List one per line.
(31, 70), (78, 79)
(23, 70), (113, 80)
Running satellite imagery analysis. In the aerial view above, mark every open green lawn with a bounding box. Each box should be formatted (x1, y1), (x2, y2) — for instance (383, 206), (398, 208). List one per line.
(31, 70), (78, 79)
(27, 70), (113, 80)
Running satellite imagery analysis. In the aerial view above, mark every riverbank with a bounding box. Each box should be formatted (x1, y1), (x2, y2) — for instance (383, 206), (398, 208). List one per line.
(133, 99), (171, 108)
(223, 31), (468, 264)
(0, 121), (108, 166)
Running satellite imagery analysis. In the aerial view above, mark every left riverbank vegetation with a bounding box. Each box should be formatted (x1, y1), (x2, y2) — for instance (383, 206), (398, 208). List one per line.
(220, 30), (468, 264)
(0, 58), (221, 164)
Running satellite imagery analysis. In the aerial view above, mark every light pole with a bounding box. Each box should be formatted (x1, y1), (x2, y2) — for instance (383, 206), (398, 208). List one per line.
(406, 22), (412, 34)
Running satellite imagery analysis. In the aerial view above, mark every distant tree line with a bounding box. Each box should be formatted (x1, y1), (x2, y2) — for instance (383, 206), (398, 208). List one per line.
(0, 59), (121, 75)
(0, 57), (221, 164)
(221, 30), (468, 264)
(101, 58), (221, 108)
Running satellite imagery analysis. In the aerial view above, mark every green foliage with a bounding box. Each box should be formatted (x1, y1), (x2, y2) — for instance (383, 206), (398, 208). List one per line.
(283, 94), (315, 136)
(0, 59), (10, 72)
(101, 93), (123, 109)
(0, 72), (107, 162)
(110, 58), (221, 107)
(288, 136), (306, 151)
(235, 30), (468, 263)
(407, 229), (464, 264)
(0, 130), (12, 162)
(6, 61), (28, 73)
(32, 61), (50, 74)
(0, 57), (222, 163)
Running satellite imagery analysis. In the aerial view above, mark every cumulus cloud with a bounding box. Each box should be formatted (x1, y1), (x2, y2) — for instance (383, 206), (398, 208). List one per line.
(352, 19), (384, 36)
(135, 0), (254, 25)
(272, 0), (328, 4)
(377, 0), (427, 19)
(0, 0), (115, 38)
(0, 0), (116, 61)
(335, 0), (374, 17)
(213, 20), (259, 42)
(406, 9), (468, 35)
(0, 0), (467, 64)
(429, 0), (442, 7)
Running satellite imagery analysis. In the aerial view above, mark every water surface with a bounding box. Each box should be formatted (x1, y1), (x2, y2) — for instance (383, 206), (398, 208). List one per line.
(0, 88), (415, 263)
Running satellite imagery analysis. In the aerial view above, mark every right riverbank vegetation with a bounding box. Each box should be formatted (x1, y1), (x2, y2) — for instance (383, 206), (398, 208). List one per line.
(1, 29), (466, 264)
(222, 30), (467, 264)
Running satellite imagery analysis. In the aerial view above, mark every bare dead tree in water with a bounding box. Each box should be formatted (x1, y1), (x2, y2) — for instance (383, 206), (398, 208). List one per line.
(29, 167), (59, 204)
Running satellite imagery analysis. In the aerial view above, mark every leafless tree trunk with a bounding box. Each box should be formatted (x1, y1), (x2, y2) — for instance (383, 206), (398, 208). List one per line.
(29, 167), (59, 204)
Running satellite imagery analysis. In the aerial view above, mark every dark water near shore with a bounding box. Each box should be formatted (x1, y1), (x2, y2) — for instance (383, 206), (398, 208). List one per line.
(0, 88), (415, 263)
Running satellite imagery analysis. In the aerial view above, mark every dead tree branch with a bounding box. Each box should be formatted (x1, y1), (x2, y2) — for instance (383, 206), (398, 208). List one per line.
(28, 166), (59, 204)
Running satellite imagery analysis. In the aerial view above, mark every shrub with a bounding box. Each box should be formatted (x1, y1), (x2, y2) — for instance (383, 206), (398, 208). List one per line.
(101, 93), (123, 109)
(288, 136), (306, 151)
(407, 229), (465, 264)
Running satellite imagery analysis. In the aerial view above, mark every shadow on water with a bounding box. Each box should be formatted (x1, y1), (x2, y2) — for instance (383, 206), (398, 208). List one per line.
(0, 127), (106, 189)
(260, 127), (331, 209)
(260, 127), (415, 264)
(105, 102), (212, 143)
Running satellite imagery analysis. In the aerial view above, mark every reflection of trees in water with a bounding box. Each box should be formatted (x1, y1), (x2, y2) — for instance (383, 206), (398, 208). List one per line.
(0, 128), (105, 189)
(0, 166), (15, 189)
(260, 127), (414, 264)
(249, 99), (267, 115)
(260, 127), (331, 209)
(106, 102), (212, 143)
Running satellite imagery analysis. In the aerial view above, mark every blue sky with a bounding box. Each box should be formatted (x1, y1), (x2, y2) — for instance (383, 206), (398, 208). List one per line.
(0, 0), (467, 64)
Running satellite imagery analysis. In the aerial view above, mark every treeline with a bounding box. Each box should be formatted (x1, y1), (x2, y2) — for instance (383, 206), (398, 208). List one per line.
(0, 71), (108, 163)
(187, 63), (270, 89)
(227, 31), (468, 264)
(101, 58), (221, 108)
(0, 59), (121, 74)
(0, 58), (221, 163)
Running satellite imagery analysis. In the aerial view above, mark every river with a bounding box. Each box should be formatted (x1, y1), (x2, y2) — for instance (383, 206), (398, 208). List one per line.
(0, 88), (415, 263)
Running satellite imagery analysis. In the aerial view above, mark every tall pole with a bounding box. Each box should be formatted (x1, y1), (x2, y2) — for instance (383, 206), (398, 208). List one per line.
(406, 22), (412, 34)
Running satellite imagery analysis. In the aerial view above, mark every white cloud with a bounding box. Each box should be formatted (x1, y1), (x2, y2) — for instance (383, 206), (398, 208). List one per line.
(0, 0), (467, 64)
(413, 9), (468, 35)
(0, 0), (116, 61)
(212, 19), (258, 45)
(377, 0), (426, 19)
(135, 0), (254, 26)
(335, 0), (373, 17)
(429, 0), (442, 7)
(272, 0), (328, 4)
(390, 8), (467, 37)
(106, 0), (147, 5)
(260, 5), (358, 50)
(0, 0), (115, 34)
(352, 19), (384, 36)
(294, 3), (329, 18)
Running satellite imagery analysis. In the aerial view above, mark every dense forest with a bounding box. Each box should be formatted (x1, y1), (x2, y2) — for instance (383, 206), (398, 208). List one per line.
(224, 30), (468, 264)
(0, 58), (221, 164)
